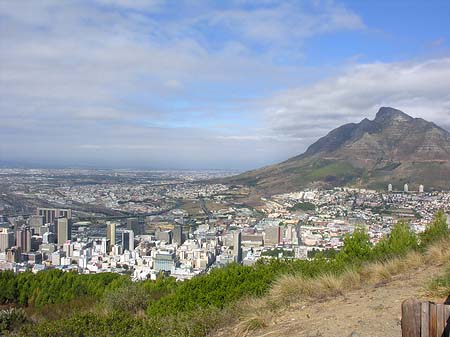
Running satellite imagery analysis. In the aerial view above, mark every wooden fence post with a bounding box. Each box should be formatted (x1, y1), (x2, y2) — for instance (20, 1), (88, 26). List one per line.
(402, 298), (421, 337)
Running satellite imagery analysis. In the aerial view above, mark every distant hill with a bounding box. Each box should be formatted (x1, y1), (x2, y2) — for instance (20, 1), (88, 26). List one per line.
(225, 107), (450, 194)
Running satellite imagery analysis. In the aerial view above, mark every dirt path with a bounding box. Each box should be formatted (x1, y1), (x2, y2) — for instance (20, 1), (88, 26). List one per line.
(231, 265), (443, 337)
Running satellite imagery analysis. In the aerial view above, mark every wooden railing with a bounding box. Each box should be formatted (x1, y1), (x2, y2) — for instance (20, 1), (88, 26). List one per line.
(402, 298), (450, 337)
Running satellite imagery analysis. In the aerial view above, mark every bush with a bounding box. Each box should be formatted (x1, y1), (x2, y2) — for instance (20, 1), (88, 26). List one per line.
(420, 210), (449, 247)
(102, 282), (149, 314)
(0, 308), (27, 333)
(336, 227), (372, 264)
(373, 222), (418, 259)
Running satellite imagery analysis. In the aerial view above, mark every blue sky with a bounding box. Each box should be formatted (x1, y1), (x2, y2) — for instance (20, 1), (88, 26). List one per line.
(1, 0), (450, 170)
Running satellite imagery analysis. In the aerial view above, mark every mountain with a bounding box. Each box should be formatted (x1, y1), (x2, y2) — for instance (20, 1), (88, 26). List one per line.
(226, 107), (450, 194)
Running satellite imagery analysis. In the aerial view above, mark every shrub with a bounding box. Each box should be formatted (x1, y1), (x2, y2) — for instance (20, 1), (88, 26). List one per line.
(102, 282), (149, 314)
(420, 210), (449, 247)
(0, 308), (27, 333)
(373, 221), (418, 259)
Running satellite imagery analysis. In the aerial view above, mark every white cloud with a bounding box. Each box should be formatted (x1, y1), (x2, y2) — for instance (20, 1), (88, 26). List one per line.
(264, 58), (450, 139)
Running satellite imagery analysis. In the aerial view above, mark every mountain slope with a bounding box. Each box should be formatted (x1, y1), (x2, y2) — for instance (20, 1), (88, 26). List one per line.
(226, 107), (450, 194)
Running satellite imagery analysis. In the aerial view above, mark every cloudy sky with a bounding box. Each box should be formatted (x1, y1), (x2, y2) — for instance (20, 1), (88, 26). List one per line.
(1, 0), (450, 170)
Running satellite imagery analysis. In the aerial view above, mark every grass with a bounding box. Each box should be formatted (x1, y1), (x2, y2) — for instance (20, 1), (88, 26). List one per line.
(425, 270), (450, 299)
(226, 238), (450, 336)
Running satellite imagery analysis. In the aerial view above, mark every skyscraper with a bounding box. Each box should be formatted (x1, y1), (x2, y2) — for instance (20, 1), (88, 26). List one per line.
(16, 225), (31, 253)
(0, 228), (14, 252)
(127, 218), (142, 235)
(233, 230), (242, 263)
(404, 184), (409, 193)
(57, 217), (71, 246)
(106, 222), (116, 246)
(37, 208), (72, 224)
(419, 185), (424, 193)
(388, 184), (393, 192)
(29, 215), (44, 230)
(172, 224), (184, 245)
(122, 230), (134, 252)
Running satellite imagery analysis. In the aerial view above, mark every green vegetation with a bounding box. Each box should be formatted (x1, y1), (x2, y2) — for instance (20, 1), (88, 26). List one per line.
(288, 202), (315, 212)
(0, 269), (127, 307)
(0, 212), (447, 336)
(261, 248), (295, 258)
(0, 308), (26, 334)
(426, 270), (450, 298)
(306, 160), (362, 182)
(419, 210), (448, 247)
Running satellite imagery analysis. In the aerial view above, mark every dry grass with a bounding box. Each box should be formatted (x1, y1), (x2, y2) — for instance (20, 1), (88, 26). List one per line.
(424, 238), (450, 266)
(229, 237), (450, 336)
(360, 261), (392, 284)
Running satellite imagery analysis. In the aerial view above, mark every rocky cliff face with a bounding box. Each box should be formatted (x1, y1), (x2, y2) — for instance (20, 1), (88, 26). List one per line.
(226, 107), (450, 194)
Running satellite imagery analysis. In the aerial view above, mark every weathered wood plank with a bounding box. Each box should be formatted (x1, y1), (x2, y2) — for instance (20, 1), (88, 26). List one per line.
(436, 304), (445, 337)
(421, 302), (430, 337)
(403, 298), (421, 337)
(429, 303), (437, 337)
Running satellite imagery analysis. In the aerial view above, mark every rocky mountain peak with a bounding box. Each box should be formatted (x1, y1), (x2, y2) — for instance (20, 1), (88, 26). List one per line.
(374, 106), (413, 124)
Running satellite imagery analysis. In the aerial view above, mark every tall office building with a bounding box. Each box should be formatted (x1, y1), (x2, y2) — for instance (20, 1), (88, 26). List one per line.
(264, 225), (281, 246)
(106, 222), (116, 246)
(57, 217), (71, 246)
(388, 184), (393, 192)
(0, 228), (14, 252)
(16, 225), (32, 253)
(419, 185), (424, 193)
(404, 184), (409, 193)
(127, 218), (142, 235)
(37, 208), (72, 224)
(172, 224), (184, 245)
(29, 215), (44, 230)
(233, 231), (242, 263)
(122, 230), (134, 252)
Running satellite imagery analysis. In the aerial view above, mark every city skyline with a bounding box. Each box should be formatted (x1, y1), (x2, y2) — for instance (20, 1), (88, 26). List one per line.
(1, 0), (450, 170)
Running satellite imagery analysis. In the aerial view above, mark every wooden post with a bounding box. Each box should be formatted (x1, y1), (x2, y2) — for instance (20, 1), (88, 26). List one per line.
(429, 303), (437, 337)
(421, 302), (429, 337)
(402, 298), (421, 337)
(436, 304), (445, 337)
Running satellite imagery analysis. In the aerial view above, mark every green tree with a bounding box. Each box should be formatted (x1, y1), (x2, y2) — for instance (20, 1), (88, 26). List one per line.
(337, 227), (372, 263)
(373, 221), (418, 258)
(420, 210), (449, 247)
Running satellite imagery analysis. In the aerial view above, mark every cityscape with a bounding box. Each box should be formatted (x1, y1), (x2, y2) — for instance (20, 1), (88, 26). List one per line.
(1, 168), (449, 281)
(1, 0), (450, 336)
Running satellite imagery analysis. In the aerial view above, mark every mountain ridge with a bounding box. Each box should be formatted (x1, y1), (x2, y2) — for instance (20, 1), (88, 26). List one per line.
(225, 107), (450, 194)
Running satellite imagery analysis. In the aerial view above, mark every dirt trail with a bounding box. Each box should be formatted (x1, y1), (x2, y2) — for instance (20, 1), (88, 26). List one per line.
(225, 265), (444, 337)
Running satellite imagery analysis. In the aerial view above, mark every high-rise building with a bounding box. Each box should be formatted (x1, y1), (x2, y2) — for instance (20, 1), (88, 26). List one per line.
(16, 225), (31, 253)
(107, 222), (116, 246)
(153, 252), (176, 272)
(404, 184), (409, 193)
(155, 227), (172, 243)
(233, 230), (242, 263)
(264, 225), (280, 246)
(388, 184), (393, 192)
(127, 218), (142, 235)
(172, 224), (184, 245)
(42, 231), (56, 244)
(37, 208), (72, 224)
(57, 217), (71, 246)
(29, 215), (44, 230)
(0, 228), (14, 252)
(419, 185), (424, 193)
(122, 230), (134, 252)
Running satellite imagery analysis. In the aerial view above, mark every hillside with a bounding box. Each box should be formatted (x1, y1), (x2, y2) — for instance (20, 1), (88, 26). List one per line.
(219, 261), (445, 337)
(226, 107), (450, 194)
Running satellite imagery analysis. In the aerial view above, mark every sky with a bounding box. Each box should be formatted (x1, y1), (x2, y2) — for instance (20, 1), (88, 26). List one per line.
(1, 0), (450, 170)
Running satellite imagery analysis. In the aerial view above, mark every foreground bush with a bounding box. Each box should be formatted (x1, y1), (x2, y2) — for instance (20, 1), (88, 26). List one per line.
(0, 308), (26, 333)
